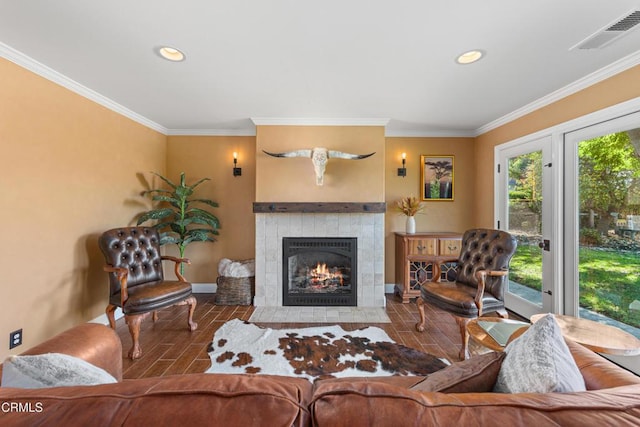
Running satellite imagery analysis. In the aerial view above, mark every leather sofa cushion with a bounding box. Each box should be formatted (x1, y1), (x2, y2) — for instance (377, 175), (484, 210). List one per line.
(310, 381), (640, 427)
(121, 280), (192, 313)
(410, 351), (505, 393)
(0, 373), (312, 427)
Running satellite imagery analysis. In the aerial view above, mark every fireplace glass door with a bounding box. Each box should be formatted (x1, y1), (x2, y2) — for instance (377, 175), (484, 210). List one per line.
(283, 237), (357, 306)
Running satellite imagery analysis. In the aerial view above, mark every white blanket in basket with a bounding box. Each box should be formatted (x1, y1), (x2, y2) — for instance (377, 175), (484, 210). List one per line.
(218, 258), (255, 278)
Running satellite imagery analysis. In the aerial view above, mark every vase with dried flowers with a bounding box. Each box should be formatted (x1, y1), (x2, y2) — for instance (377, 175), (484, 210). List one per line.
(396, 196), (425, 234)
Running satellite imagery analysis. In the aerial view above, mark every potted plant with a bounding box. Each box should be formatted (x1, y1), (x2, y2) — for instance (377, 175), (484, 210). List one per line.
(396, 195), (426, 234)
(137, 172), (220, 274)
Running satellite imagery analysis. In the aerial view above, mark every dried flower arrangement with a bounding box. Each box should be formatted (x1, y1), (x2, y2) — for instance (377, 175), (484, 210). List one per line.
(396, 196), (426, 216)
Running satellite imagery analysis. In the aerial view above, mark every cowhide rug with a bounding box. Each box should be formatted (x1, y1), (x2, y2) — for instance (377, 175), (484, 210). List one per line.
(206, 318), (448, 381)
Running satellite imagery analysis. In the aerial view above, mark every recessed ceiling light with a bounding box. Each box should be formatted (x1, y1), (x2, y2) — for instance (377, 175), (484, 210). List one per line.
(157, 46), (186, 62)
(456, 50), (484, 65)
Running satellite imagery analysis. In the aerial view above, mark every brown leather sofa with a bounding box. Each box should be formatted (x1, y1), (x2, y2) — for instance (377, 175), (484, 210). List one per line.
(1, 323), (639, 426)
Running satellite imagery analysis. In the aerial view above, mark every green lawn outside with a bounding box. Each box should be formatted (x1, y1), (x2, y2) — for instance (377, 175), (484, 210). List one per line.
(510, 244), (640, 329)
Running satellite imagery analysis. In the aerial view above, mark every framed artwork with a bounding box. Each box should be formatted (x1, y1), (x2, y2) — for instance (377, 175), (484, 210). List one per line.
(420, 155), (454, 201)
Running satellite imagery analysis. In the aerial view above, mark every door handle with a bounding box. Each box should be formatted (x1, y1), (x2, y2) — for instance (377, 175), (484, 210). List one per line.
(544, 290), (552, 295)
(538, 239), (550, 251)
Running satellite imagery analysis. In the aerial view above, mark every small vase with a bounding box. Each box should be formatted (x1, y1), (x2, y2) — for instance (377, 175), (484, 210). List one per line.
(405, 216), (416, 234)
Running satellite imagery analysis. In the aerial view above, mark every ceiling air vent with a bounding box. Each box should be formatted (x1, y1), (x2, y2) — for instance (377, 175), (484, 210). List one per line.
(572, 10), (640, 50)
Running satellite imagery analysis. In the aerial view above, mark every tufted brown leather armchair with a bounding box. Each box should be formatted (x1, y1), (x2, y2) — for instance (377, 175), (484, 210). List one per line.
(415, 229), (517, 360)
(99, 227), (197, 359)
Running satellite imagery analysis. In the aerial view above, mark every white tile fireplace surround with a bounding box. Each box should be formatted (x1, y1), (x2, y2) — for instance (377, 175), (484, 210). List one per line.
(253, 203), (386, 308)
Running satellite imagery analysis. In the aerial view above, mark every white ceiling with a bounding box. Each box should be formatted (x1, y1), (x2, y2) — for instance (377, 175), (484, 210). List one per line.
(1, 1), (640, 137)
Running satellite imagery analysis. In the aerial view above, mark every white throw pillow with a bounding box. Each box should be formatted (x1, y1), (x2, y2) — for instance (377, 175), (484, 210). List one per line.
(2, 353), (117, 389)
(493, 314), (586, 393)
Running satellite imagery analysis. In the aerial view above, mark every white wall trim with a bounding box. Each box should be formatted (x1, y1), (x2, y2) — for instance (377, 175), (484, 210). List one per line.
(0, 42), (168, 135)
(167, 128), (256, 136)
(251, 117), (390, 127)
(89, 307), (123, 325)
(192, 282), (217, 294)
(477, 50), (640, 136)
(384, 129), (476, 138)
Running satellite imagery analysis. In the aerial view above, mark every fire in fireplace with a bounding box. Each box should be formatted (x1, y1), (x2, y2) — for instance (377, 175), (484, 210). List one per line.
(283, 237), (357, 306)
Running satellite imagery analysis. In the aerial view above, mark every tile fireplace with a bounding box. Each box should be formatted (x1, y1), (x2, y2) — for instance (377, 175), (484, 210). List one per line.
(253, 203), (386, 308)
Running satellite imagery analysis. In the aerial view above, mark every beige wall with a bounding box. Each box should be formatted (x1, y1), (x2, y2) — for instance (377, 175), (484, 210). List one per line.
(3, 55), (638, 358)
(474, 65), (640, 227)
(256, 125), (385, 202)
(384, 137), (476, 283)
(0, 58), (166, 361)
(165, 136), (256, 283)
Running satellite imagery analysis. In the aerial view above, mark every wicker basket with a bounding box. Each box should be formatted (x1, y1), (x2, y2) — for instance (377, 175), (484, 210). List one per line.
(216, 276), (255, 305)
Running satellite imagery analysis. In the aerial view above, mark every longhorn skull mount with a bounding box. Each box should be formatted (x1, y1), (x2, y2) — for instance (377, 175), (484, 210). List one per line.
(262, 147), (375, 186)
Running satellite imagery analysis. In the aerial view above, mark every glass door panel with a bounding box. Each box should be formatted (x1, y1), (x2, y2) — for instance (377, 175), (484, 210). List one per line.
(497, 136), (554, 318)
(573, 129), (640, 338)
(508, 150), (544, 308)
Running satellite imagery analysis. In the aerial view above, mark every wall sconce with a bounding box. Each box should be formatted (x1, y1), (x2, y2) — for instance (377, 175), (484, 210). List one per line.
(233, 152), (242, 176)
(397, 152), (407, 177)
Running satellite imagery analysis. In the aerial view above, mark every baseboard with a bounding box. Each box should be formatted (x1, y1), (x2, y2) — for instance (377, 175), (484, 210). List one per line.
(192, 282), (217, 293)
(385, 283), (396, 294)
(89, 307), (123, 325)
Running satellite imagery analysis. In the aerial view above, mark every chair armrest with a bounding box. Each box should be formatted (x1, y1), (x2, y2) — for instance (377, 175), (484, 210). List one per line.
(104, 265), (129, 306)
(474, 269), (509, 316)
(161, 256), (191, 282)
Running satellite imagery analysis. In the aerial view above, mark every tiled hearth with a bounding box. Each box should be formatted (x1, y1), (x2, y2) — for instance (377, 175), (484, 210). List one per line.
(254, 207), (385, 308)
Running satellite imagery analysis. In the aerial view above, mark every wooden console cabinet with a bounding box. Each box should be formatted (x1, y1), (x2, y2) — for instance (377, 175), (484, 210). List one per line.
(394, 232), (463, 303)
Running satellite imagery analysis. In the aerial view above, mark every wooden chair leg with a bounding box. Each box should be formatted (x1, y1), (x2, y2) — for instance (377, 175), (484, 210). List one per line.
(125, 315), (143, 360)
(456, 317), (472, 360)
(185, 295), (198, 331)
(105, 304), (117, 330)
(415, 298), (427, 332)
(152, 311), (158, 322)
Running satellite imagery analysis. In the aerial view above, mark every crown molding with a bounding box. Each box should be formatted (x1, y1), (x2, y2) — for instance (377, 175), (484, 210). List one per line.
(0, 42), (168, 135)
(384, 129), (476, 138)
(251, 117), (390, 127)
(475, 49), (640, 136)
(167, 128), (256, 136)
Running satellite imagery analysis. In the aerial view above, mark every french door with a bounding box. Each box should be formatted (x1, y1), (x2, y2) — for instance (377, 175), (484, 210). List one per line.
(496, 136), (556, 319)
(564, 112), (640, 373)
(496, 106), (640, 374)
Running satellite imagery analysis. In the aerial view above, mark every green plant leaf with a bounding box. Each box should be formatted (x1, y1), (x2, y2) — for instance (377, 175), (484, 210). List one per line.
(152, 172), (178, 190)
(159, 234), (181, 245)
(141, 188), (172, 197)
(175, 185), (193, 199)
(191, 198), (219, 208)
(151, 194), (180, 205)
(183, 229), (217, 245)
(138, 172), (220, 258)
(188, 177), (211, 190)
(188, 216), (220, 230)
(136, 208), (174, 225)
(188, 208), (220, 224)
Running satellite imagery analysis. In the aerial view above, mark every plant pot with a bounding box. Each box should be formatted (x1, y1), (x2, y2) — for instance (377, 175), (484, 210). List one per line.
(406, 216), (416, 234)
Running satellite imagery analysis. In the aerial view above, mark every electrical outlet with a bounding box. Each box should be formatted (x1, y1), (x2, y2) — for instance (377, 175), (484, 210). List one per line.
(10, 329), (22, 349)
